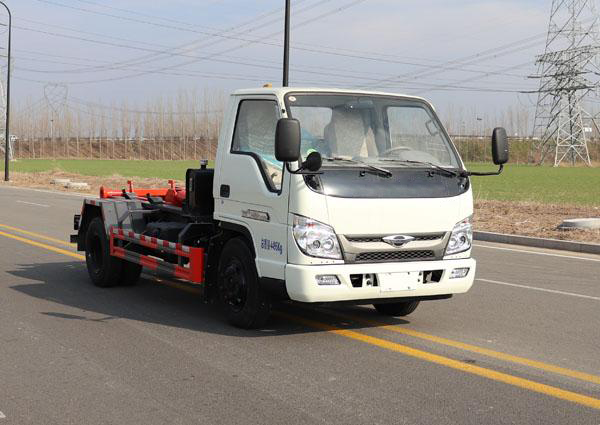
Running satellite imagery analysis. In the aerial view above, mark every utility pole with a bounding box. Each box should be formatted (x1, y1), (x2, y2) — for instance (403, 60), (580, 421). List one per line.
(530, 0), (598, 166)
(283, 0), (291, 87)
(1, 1), (11, 181)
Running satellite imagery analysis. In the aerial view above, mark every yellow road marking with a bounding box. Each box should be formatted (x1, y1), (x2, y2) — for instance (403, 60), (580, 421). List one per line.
(319, 309), (600, 386)
(0, 230), (85, 260)
(0, 224), (75, 247)
(3, 226), (600, 410)
(276, 312), (600, 410)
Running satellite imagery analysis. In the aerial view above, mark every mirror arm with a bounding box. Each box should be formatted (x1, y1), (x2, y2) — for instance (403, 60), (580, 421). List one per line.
(285, 162), (323, 175)
(465, 164), (504, 177)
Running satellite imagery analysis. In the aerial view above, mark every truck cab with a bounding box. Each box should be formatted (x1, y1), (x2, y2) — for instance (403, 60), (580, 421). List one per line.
(216, 86), (482, 303)
(73, 87), (508, 328)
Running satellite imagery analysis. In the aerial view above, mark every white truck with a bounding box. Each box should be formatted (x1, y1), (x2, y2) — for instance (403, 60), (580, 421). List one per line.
(71, 86), (508, 328)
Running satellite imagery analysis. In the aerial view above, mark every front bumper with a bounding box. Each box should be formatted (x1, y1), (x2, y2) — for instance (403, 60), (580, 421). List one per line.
(285, 258), (476, 303)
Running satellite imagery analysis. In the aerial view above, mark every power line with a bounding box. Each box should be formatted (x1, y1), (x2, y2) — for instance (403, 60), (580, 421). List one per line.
(20, 49), (507, 87)
(74, 0), (370, 82)
(42, 0), (320, 73)
(15, 0), (371, 85)
(380, 61), (535, 94)
(70, 0), (232, 31)
(363, 34), (547, 90)
(12, 56), (379, 85)
(364, 15), (600, 90)
(12, 22), (529, 79)
(31, 0), (334, 58)
(36, 0), (533, 75)
(12, 20), (535, 87)
(13, 48), (409, 81)
(17, 0), (551, 99)
(14, 0), (549, 90)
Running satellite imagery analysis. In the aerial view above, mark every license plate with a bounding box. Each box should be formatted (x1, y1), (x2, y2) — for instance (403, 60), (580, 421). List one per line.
(379, 271), (421, 292)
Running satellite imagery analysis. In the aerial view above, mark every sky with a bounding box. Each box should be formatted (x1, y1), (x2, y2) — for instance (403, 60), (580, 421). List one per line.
(1, 0), (556, 128)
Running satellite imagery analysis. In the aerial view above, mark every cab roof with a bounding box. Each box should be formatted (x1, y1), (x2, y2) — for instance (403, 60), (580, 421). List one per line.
(231, 86), (428, 103)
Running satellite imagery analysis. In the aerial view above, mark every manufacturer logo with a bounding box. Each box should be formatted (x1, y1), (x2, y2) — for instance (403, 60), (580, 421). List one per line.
(382, 235), (415, 247)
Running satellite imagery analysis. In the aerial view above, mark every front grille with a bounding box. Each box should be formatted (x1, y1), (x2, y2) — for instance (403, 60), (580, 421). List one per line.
(346, 236), (382, 243)
(347, 233), (444, 243)
(354, 250), (435, 263)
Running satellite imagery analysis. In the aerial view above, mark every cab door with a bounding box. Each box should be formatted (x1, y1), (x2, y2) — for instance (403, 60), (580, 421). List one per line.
(215, 96), (289, 280)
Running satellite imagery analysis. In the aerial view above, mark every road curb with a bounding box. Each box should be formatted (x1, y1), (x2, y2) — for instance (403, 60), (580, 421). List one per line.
(474, 231), (600, 255)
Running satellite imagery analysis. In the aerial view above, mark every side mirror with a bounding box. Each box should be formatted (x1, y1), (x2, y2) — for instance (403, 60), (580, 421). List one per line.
(275, 118), (301, 162)
(491, 127), (509, 165)
(302, 151), (322, 172)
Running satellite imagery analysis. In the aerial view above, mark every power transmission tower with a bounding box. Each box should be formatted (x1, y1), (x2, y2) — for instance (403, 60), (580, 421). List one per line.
(531, 0), (600, 166)
(44, 83), (68, 158)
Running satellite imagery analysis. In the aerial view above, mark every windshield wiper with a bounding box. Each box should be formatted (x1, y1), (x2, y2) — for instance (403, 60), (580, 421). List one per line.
(324, 157), (393, 177)
(379, 159), (466, 178)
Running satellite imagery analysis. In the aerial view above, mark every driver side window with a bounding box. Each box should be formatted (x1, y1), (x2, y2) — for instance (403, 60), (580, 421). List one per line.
(231, 99), (282, 191)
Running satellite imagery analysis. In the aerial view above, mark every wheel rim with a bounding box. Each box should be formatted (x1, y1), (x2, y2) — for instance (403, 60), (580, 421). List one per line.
(221, 258), (248, 312)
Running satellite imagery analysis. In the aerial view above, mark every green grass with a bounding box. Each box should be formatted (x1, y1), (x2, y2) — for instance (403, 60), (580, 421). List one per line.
(2, 159), (599, 206)
(1, 159), (213, 180)
(468, 163), (600, 206)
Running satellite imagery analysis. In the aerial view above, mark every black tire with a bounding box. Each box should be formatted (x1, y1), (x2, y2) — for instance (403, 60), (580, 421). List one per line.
(84, 217), (123, 288)
(119, 262), (143, 286)
(373, 301), (420, 317)
(218, 238), (271, 329)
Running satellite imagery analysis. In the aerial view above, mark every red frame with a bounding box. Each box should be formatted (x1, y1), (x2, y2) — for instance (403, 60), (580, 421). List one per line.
(109, 226), (204, 284)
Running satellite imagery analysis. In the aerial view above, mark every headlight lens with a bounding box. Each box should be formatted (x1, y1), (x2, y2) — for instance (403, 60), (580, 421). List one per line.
(293, 215), (342, 259)
(445, 216), (473, 255)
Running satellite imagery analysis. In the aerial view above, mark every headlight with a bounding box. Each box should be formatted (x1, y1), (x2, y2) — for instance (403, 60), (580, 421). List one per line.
(445, 216), (473, 255)
(293, 215), (342, 260)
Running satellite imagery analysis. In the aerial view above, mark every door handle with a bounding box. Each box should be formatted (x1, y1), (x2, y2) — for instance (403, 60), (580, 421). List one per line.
(220, 184), (230, 198)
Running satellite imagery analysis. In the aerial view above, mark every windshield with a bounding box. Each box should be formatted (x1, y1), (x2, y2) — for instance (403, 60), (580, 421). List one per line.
(285, 93), (460, 168)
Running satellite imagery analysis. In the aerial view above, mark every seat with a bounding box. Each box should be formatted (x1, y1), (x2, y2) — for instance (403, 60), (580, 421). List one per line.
(324, 107), (377, 157)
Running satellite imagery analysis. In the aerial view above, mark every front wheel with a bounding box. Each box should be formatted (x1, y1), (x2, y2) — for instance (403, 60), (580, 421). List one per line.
(218, 238), (271, 329)
(373, 301), (420, 317)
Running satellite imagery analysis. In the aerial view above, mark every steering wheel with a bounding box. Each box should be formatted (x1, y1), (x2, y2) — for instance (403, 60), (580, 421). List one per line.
(380, 146), (411, 157)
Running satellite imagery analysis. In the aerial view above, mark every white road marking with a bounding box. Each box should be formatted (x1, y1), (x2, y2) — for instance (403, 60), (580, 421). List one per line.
(477, 278), (600, 301)
(0, 411), (5, 419)
(16, 200), (50, 208)
(0, 185), (88, 198)
(473, 243), (600, 262)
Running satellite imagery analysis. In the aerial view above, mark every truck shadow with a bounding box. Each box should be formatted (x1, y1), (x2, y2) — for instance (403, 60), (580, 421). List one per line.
(7, 261), (412, 338)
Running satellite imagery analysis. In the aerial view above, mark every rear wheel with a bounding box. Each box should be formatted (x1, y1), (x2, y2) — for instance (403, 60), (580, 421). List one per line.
(85, 217), (123, 287)
(373, 301), (420, 317)
(218, 238), (271, 329)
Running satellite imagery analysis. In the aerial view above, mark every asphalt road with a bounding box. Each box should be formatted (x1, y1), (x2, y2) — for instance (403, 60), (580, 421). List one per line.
(0, 185), (599, 424)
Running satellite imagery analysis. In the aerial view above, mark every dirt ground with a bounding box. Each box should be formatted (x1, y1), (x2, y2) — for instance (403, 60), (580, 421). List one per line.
(3, 171), (599, 244)
(1, 171), (184, 195)
(475, 200), (599, 243)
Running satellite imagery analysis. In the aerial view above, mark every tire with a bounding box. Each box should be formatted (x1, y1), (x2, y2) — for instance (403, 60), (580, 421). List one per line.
(119, 262), (143, 286)
(218, 238), (271, 329)
(373, 301), (420, 317)
(84, 217), (123, 287)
